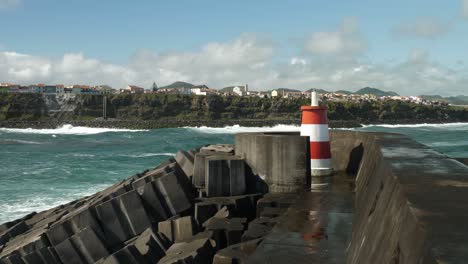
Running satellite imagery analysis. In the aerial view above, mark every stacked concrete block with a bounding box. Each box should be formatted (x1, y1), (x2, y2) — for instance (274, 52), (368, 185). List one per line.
(153, 172), (192, 216)
(131, 228), (172, 263)
(193, 152), (232, 188)
(158, 236), (216, 264)
(138, 182), (169, 223)
(96, 245), (145, 264)
(0, 252), (24, 264)
(196, 194), (263, 221)
(175, 150), (196, 180)
(158, 216), (196, 243)
(205, 155), (246, 197)
(54, 227), (109, 264)
(194, 202), (220, 227)
(203, 216), (247, 249)
(0, 221), (28, 246)
(95, 190), (152, 247)
(200, 145), (235, 154)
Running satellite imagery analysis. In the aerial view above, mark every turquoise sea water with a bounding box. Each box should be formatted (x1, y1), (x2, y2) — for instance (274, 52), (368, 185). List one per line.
(1, 123), (467, 223)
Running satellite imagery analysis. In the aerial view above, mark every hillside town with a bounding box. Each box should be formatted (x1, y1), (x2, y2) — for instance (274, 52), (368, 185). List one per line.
(0, 81), (447, 106)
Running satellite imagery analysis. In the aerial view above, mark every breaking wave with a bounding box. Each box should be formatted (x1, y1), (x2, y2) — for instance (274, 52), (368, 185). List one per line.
(360, 122), (468, 129)
(185, 124), (301, 134)
(0, 124), (148, 135)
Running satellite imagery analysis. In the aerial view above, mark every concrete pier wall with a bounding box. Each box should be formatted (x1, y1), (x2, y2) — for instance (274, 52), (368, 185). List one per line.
(333, 131), (468, 264)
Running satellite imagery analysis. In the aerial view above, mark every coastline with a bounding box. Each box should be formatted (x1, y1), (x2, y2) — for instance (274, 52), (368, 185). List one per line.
(1, 118), (467, 130)
(0, 119), (360, 129)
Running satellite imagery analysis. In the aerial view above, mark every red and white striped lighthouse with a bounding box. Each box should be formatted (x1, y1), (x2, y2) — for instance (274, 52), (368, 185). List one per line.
(301, 90), (333, 183)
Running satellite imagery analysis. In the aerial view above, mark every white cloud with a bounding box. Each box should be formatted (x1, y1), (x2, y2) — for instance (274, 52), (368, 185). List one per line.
(393, 18), (451, 39)
(0, 0), (20, 10)
(304, 17), (367, 57)
(463, 0), (468, 19)
(290, 57), (307, 65)
(0, 33), (467, 96)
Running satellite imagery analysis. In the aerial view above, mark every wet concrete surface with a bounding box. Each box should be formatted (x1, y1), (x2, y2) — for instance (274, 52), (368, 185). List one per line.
(247, 172), (355, 263)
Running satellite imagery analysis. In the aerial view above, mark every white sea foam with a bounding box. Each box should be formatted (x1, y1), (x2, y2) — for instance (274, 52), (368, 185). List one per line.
(0, 124), (148, 135)
(0, 139), (44, 145)
(0, 184), (110, 223)
(360, 122), (468, 129)
(118, 152), (175, 158)
(185, 124), (301, 134)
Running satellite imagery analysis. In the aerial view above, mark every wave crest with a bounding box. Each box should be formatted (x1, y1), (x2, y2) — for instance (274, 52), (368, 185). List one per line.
(361, 122), (468, 129)
(185, 124), (301, 134)
(0, 124), (148, 135)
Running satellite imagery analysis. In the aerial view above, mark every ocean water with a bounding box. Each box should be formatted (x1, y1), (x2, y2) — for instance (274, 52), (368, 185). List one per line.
(0, 123), (467, 223)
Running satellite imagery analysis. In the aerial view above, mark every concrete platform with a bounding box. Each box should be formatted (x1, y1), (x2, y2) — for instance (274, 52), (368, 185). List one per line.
(246, 172), (354, 263)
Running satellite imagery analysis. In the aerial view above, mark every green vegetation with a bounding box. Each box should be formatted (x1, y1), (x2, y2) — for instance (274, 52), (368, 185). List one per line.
(0, 93), (467, 124)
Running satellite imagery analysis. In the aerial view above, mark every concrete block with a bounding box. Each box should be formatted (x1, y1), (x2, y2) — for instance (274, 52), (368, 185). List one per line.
(54, 238), (85, 264)
(158, 237), (216, 264)
(37, 247), (60, 264)
(70, 227), (109, 263)
(95, 199), (129, 246)
(205, 156), (246, 197)
(203, 217), (247, 248)
(139, 182), (168, 222)
(47, 207), (103, 247)
(0, 221), (28, 246)
(131, 228), (171, 263)
(21, 251), (43, 264)
(55, 227), (108, 264)
(175, 150), (195, 179)
(194, 202), (218, 227)
(158, 216), (196, 243)
(116, 190), (152, 237)
(154, 172), (192, 216)
(96, 245), (145, 264)
(197, 194), (262, 221)
(0, 252), (25, 264)
(200, 144), (234, 154)
(193, 152), (232, 188)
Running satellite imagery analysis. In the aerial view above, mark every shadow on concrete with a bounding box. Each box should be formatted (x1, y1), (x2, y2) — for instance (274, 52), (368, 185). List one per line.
(346, 143), (364, 176)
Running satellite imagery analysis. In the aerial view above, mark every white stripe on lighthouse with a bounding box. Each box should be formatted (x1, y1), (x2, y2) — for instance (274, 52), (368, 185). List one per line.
(300, 124), (330, 141)
(310, 158), (332, 169)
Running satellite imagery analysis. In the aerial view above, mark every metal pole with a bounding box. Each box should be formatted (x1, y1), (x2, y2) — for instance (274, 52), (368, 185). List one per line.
(103, 95), (107, 120)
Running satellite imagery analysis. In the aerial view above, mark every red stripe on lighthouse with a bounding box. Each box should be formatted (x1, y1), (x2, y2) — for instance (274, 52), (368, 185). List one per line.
(300, 107), (328, 124)
(310, 141), (331, 159)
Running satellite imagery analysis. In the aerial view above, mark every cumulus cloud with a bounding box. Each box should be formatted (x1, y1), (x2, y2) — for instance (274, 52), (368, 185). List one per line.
(0, 0), (20, 10)
(1, 33), (467, 96)
(304, 17), (367, 57)
(463, 0), (468, 19)
(392, 17), (451, 39)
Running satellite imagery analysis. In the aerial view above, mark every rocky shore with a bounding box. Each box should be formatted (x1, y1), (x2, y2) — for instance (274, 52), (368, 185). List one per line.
(0, 119), (362, 129)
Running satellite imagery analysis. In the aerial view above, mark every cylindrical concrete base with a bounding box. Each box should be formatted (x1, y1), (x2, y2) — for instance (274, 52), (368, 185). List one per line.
(235, 132), (310, 193)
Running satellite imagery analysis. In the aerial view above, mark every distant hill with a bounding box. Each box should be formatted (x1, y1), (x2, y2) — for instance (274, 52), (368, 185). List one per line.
(420, 95), (468, 105)
(272, 88), (301, 93)
(335, 90), (352, 95)
(305, 88), (330, 94)
(160, 81), (195, 89)
(355, 87), (399, 97)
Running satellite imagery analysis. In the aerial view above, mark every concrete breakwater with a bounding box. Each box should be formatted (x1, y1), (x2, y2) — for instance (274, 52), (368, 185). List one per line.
(1, 131), (468, 263)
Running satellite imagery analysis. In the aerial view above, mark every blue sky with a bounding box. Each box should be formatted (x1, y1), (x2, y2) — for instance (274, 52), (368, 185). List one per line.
(1, 0), (467, 95)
